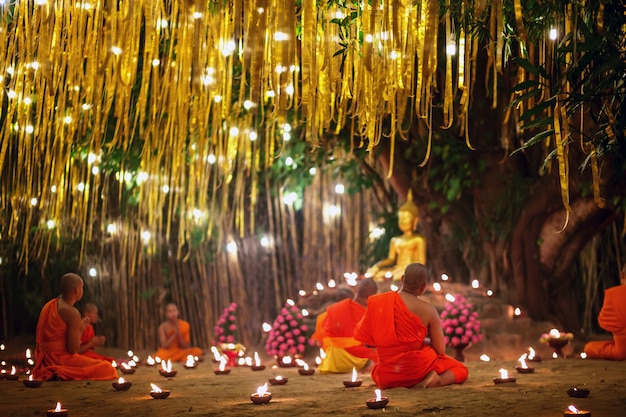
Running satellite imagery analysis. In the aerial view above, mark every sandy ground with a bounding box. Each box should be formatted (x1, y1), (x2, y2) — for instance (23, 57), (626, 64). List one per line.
(1, 344), (625, 417)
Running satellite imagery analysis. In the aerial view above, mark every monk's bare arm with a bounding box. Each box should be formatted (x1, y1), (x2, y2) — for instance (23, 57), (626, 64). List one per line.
(59, 305), (83, 354)
(426, 306), (446, 355)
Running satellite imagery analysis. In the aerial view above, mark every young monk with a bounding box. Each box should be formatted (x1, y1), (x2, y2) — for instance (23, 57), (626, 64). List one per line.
(32, 273), (117, 380)
(79, 303), (114, 362)
(583, 264), (626, 360)
(154, 303), (203, 362)
(354, 263), (468, 388)
(314, 280), (378, 373)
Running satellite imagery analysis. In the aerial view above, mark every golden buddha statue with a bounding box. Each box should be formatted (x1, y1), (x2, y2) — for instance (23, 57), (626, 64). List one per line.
(366, 191), (427, 281)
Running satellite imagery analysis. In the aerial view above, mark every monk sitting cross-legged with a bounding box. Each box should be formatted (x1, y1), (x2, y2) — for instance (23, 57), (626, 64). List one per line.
(154, 303), (203, 362)
(583, 264), (626, 360)
(32, 273), (117, 381)
(79, 303), (115, 363)
(354, 263), (468, 389)
(314, 280), (378, 373)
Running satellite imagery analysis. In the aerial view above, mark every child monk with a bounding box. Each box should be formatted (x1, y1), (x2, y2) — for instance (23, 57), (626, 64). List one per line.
(79, 303), (115, 362)
(354, 263), (468, 388)
(154, 303), (204, 361)
(33, 273), (117, 380)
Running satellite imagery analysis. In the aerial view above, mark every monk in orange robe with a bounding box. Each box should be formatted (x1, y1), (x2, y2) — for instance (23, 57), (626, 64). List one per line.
(354, 263), (468, 389)
(79, 303), (115, 362)
(584, 265), (626, 360)
(33, 273), (118, 381)
(314, 280), (378, 373)
(154, 303), (203, 362)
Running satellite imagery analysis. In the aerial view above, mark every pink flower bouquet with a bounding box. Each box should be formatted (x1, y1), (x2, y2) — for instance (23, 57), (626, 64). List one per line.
(265, 300), (310, 360)
(440, 294), (482, 348)
(214, 302), (240, 344)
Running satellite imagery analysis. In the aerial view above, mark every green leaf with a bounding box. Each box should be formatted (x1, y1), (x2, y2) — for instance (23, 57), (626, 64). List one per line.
(511, 129), (555, 155)
(521, 115), (553, 131)
(518, 99), (555, 123)
(510, 79), (540, 92)
(513, 57), (539, 76)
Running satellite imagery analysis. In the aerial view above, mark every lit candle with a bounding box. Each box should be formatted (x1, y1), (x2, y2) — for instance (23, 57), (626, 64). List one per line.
(120, 362), (135, 374)
(251, 352), (266, 371)
(46, 402), (68, 417)
(563, 405), (591, 416)
(184, 355), (196, 369)
(281, 356), (292, 366)
(159, 359), (177, 377)
(493, 368), (516, 384)
(112, 376), (132, 391)
(23, 373), (43, 388)
(479, 354), (491, 362)
(549, 328), (562, 339)
(580, 352), (587, 359)
(515, 353), (535, 373)
(343, 367), (363, 387)
(111, 360), (117, 368)
(250, 382), (272, 404)
(4, 365), (18, 380)
(210, 346), (221, 362)
(365, 389), (389, 409)
(146, 355), (156, 366)
(149, 383), (170, 399)
(297, 359), (315, 375)
(214, 356), (231, 374)
(269, 375), (288, 385)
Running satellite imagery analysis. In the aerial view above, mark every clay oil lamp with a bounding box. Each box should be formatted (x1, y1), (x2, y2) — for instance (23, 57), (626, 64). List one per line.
(526, 347), (542, 363)
(268, 375), (288, 386)
(493, 368), (516, 384)
(149, 383), (170, 399)
(214, 356), (231, 375)
(567, 387), (591, 398)
(2, 365), (19, 381)
(46, 402), (68, 417)
(251, 352), (266, 371)
(145, 355), (156, 367)
(112, 377), (132, 391)
(343, 367), (363, 388)
(278, 355), (295, 367)
(515, 354), (535, 374)
(564, 405), (591, 416)
(183, 355), (197, 370)
(296, 360), (315, 376)
(23, 374), (43, 388)
(365, 389), (389, 409)
(544, 328), (572, 358)
(250, 382), (272, 404)
(120, 362), (135, 375)
(210, 346), (221, 363)
(159, 359), (177, 378)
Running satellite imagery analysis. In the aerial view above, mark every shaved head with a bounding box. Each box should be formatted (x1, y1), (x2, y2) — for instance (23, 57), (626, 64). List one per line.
(83, 302), (98, 314)
(355, 279), (378, 299)
(61, 273), (83, 297)
(402, 263), (429, 291)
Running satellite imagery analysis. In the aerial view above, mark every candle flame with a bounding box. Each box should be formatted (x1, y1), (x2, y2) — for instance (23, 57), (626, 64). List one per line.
(262, 322), (272, 332)
(122, 362), (131, 370)
(568, 405), (580, 413)
(166, 359), (172, 372)
(132, 355), (139, 362)
(518, 354), (528, 369)
(219, 356), (227, 371)
(319, 348), (326, 359)
(10, 365), (16, 375)
(112, 360), (117, 368)
(185, 355), (195, 367)
(315, 356), (321, 365)
(150, 383), (162, 393)
(147, 356), (155, 365)
(211, 346), (221, 362)
(155, 356), (162, 364)
(375, 389), (382, 401)
(514, 307), (521, 316)
(238, 358), (246, 366)
(433, 282), (442, 292)
(479, 354), (491, 362)
(390, 284), (398, 292)
(553, 352), (558, 359)
(580, 352), (587, 359)
(528, 347), (536, 359)
(29, 374), (34, 381)
(282, 356), (292, 365)
(499, 368), (509, 379)
(118, 377), (125, 384)
(254, 352), (261, 367)
(256, 383), (268, 396)
(55, 402), (62, 412)
(549, 328), (561, 338)
(275, 375), (283, 381)
(127, 350), (134, 357)
(128, 360), (137, 367)
(445, 293), (456, 302)
(351, 367), (357, 382)
(26, 348), (31, 359)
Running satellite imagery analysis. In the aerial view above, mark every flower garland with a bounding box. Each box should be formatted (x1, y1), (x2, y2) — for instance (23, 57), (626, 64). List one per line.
(214, 302), (239, 344)
(440, 294), (482, 348)
(265, 300), (310, 358)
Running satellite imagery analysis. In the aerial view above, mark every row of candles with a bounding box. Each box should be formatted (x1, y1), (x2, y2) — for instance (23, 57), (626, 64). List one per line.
(2, 343), (591, 415)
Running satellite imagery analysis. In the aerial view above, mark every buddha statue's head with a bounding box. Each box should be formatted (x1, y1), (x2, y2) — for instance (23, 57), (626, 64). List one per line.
(397, 190), (419, 232)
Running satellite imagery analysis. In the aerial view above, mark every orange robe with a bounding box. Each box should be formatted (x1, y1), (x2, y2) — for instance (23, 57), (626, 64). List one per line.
(154, 319), (203, 362)
(354, 292), (468, 389)
(584, 285), (626, 360)
(314, 299), (375, 373)
(33, 299), (118, 381)
(79, 324), (115, 362)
